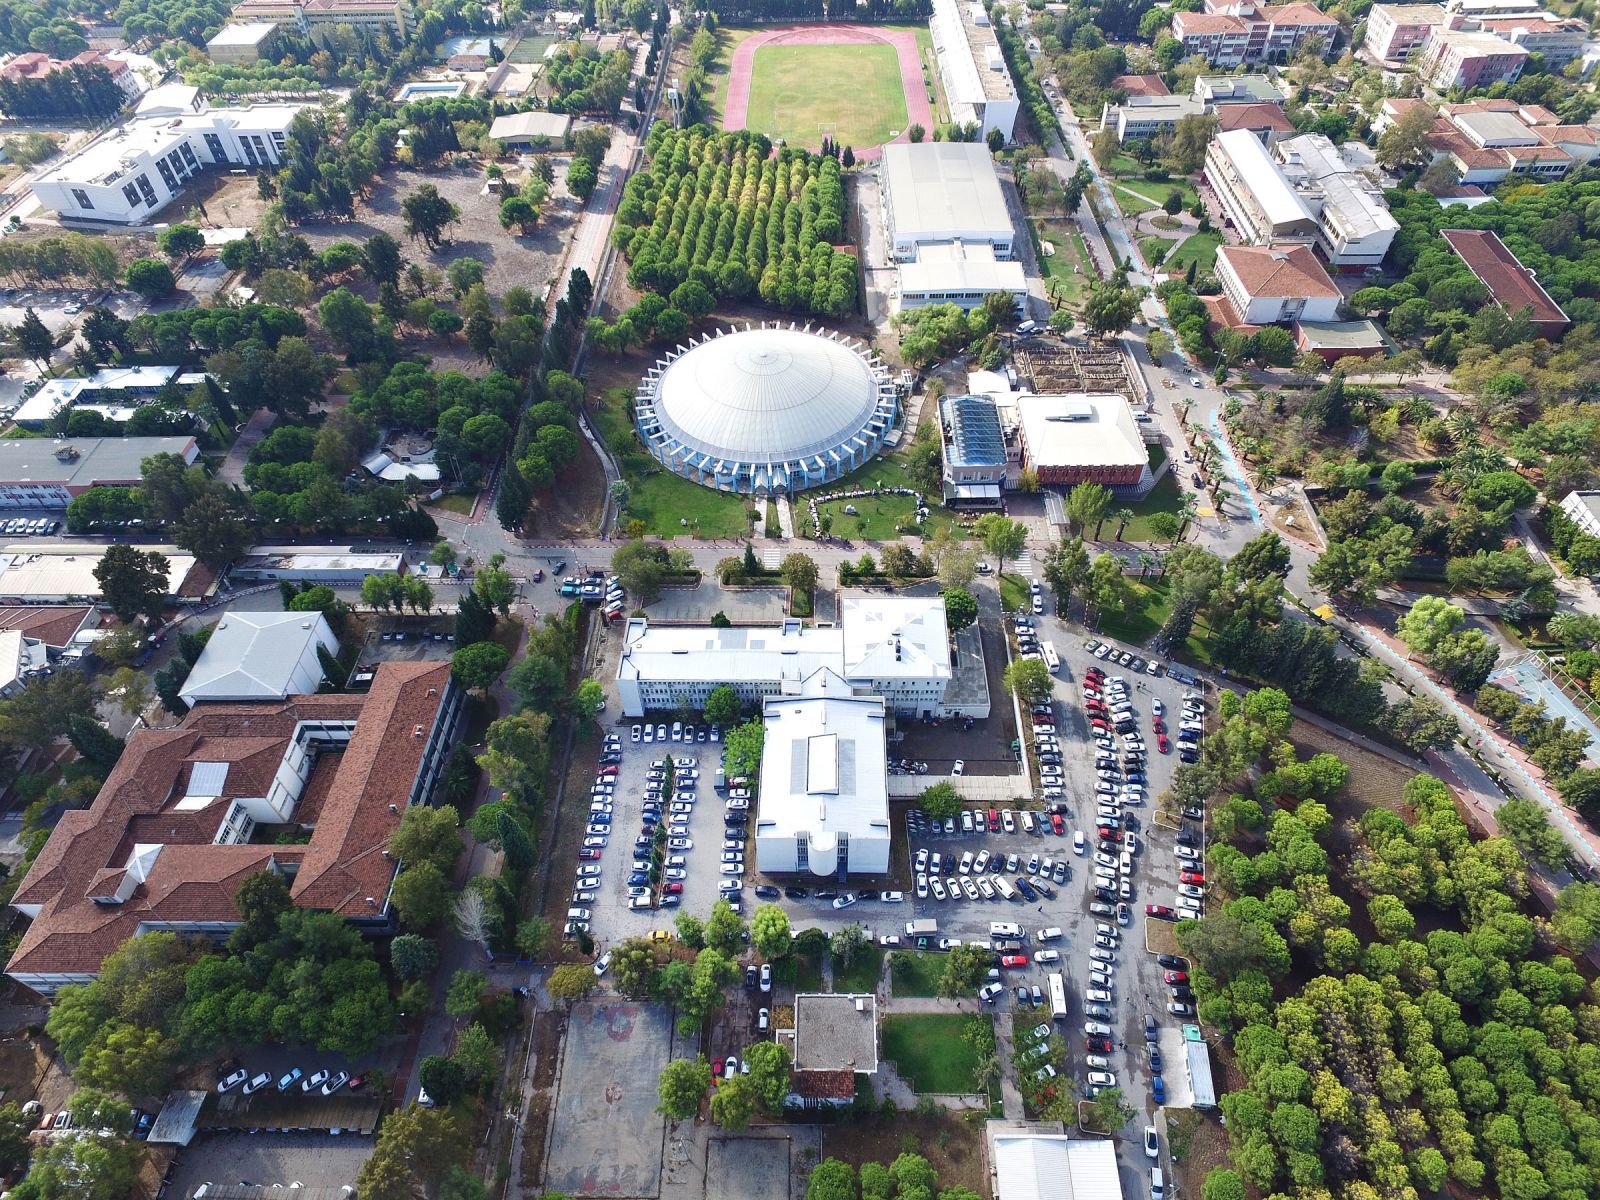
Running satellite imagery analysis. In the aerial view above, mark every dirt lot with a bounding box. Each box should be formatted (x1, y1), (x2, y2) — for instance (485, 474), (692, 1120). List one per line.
(1288, 718), (1419, 827)
(187, 170), (276, 230)
(295, 162), (577, 372)
(820, 1111), (986, 1197)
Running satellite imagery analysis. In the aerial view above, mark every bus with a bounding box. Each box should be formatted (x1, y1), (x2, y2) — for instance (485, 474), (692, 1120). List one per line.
(1047, 972), (1068, 1020)
(1041, 641), (1060, 673)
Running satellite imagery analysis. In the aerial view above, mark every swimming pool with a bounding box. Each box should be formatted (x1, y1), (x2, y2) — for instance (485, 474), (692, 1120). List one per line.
(395, 81), (466, 101)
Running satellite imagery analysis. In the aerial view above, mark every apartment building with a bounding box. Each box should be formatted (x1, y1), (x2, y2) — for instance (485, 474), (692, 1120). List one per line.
(1559, 491), (1600, 539)
(1204, 127), (1320, 246)
(1416, 25), (1530, 87)
(1363, 3), (1449, 60)
(31, 85), (302, 224)
(228, 0), (410, 36)
(1172, 2), (1338, 67)
(0, 50), (143, 101)
(1215, 244), (1343, 325)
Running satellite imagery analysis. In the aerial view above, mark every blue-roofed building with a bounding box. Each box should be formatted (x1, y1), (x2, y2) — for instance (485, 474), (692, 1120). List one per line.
(939, 393), (1009, 508)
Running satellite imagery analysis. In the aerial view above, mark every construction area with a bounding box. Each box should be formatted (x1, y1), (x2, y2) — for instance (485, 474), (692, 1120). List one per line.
(1013, 340), (1138, 400)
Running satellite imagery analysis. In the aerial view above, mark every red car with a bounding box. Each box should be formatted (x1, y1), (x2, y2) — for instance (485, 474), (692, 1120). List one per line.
(1085, 668), (1104, 680)
(1050, 813), (1065, 835)
(1157, 733), (1171, 754)
(1164, 971), (1189, 984)
(1091, 719), (1110, 731)
(1146, 904), (1177, 920)
(347, 1073), (369, 1091)
(1180, 870), (1206, 885)
(664, 882), (684, 894)
(1085, 1036), (1113, 1053)
(988, 808), (1000, 831)
(1000, 954), (1030, 968)
(1085, 700), (1106, 713)
(578, 848), (602, 861)
(1151, 718), (1165, 733)
(712, 1058), (725, 1078)
(598, 765), (619, 776)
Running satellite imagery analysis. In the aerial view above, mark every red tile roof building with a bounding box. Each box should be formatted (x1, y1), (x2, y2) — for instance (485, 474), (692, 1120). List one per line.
(0, 50), (141, 99)
(1172, 1), (1338, 66)
(1440, 228), (1570, 338)
(1215, 101), (1296, 144)
(6, 660), (459, 995)
(1112, 74), (1170, 97)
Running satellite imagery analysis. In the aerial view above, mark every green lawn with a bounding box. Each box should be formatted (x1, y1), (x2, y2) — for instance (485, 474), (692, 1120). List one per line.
(1138, 235), (1177, 267)
(794, 949), (824, 993)
(832, 944), (884, 994)
(882, 1014), (984, 1094)
(429, 491), (478, 515)
(1037, 219), (1092, 308)
(888, 950), (945, 998)
(1166, 230), (1224, 274)
(1096, 576), (1216, 662)
(1110, 177), (1198, 217)
(999, 572), (1030, 613)
(597, 386), (751, 539)
(1118, 472), (1183, 543)
(744, 43), (909, 151)
(814, 454), (966, 542)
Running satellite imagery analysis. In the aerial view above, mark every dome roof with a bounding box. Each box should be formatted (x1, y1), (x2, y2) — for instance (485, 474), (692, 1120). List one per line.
(652, 328), (882, 463)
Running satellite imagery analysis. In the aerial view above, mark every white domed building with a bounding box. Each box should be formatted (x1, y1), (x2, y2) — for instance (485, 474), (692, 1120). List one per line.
(633, 324), (899, 495)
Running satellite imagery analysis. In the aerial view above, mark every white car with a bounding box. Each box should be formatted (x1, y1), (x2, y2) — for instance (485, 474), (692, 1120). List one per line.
(1089, 946), (1114, 963)
(594, 952), (613, 977)
(931, 878), (948, 901)
(631, 724), (642, 741)
(882, 890), (905, 903)
(916, 874), (929, 899)
(1178, 883), (1206, 899)
(953, 759), (965, 776)
(1083, 1022), (1113, 1037)
(1176, 846), (1200, 861)
(1002, 811), (1017, 834)
(218, 1069), (249, 1093)
(1088, 1070), (1118, 1087)
(880, 934), (902, 946)
(959, 851), (974, 875)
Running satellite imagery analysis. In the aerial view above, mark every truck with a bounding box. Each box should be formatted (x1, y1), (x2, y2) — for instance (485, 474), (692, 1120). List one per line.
(905, 918), (939, 938)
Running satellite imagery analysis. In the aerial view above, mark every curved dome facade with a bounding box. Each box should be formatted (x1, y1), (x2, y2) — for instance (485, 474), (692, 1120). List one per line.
(635, 325), (899, 495)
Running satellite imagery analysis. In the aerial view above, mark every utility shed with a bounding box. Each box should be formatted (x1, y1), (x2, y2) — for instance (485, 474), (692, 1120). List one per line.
(1184, 1024), (1216, 1108)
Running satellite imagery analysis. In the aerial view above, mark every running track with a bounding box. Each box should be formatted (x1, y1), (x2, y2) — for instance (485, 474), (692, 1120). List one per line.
(723, 24), (935, 161)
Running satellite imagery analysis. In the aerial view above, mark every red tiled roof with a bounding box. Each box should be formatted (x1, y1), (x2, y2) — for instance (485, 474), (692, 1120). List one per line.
(1217, 244), (1341, 299)
(1502, 143), (1573, 162)
(1216, 102), (1294, 133)
(7, 661), (453, 982)
(1259, 2), (1338, 23)
(0, 606), (92, 649)
(1174, 11), (1248, 33)
(1535, 123), (1598, 146)
(1440, 228), (1569, 330)
(790, 1070), (856, 1100)
(1113, 74), (1170, 97)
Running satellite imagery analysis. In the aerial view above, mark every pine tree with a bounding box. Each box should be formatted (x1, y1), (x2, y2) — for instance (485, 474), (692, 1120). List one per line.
(496, 460), (530, 531)
(1185, 259), (1197, 286)
(743, 542), (758, 575)
(454, 590), (497, 646)
(68, 715), (125, 771)
(498, 810), (534, 873)
(842, 146), (855, 168)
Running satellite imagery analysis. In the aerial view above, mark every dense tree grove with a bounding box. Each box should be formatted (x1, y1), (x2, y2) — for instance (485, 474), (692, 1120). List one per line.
(611, 126), (857, 320)
(0, 62), (127, 121)
(1185, 716), (1600, 1200)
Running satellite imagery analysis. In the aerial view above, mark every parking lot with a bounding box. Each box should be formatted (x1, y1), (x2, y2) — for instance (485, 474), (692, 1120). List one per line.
(163, 1131), (375, 1195)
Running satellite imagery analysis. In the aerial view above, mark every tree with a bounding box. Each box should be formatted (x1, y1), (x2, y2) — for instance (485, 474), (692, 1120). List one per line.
(807, 1159), (857, 1200)
(390, 934), (438, 979)
(402, 185), (462, 249)
(779, 553), (819, 595)
(452, 642), (510, 693)
(1090, 1085), (1135, 1132)
(943, 587), (978, 631)
(744, 1040), (792, 1113)
(704, 899), (746, 955)
(831, 922), (868, 969)
(12, 1130), (144, 1200)
(751, 904), (791, 959)
(1386, 696), (1458, 753)
(125, 257), (176, 300)
(611, 937), (661, 999)
(1065, 483), (1112, 538)
(389, 805), (463, 872)
(710, 1073), (759, 1129)
(908, 123), (926, 143)
(975, 514), (1027, 565)
(656, 1056), (711, 1118)
(171, 489), (254, 568)
(156, 224), (204, 261)
(68, 716), (124, 771)
(419, 1055), (466, 1106)
(1083, 284), (1139, 337)
(704, 686), (742, 729)
(1004, 657), (1054, 705)
(444, 969), (486, 1020)
(613, 539), (671, 602)
(14, 307), (53, 370)
(939, 943), (992, 996)
(92, 545), (169, 623)
(1396, 595), (1466, 658)
(547, 963), (599, 1004)
(1, 669), (98, 749)
(920, 780), (965, 819)
(1377, 101), (1437, 169)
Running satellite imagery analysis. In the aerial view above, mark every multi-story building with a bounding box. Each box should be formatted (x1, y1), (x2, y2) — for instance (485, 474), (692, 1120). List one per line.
(0, 50), (143, 101)
(895, 240), (1027, 314)
(1099, 95), (1208, 141)
(1172, 2), (1338, 66)
(1215, 101), (1296, 144)
(1400, 98), (1600, 183)
(1363, 3), (1449, 60)
(31, 85), (303, 224)
(1205, 129), (1398, 268)
(616, 596), (987, 719)
(6, 661), (460, 994)
(1215, 244), (1343, 325)
(1416, 25), (1530, 87)
(205, 21), (279, 63)
(1558, 491), (1600, 539)
(939, 393), (1010, 507)
(229, 0), (410, 35)
(754, 668), (890, 878)
(0, 435), (198, 507)
(929, 0), (1020, 142)
(1475, 14), (1589, 65)
(1192, 74), (1286, 105)
(1440, 228), (1570, 338)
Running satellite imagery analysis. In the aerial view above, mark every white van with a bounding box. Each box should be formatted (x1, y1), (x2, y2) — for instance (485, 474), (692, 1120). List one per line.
(993, 876), (1019, 902)
(1151, 1168), (1165, 1200)
(1037, 926), (1063, 942)
(1073, 830), (1087, 855)
(1016, 319), (1038, 335)
(1020, 811), (1036, 835)
(989, 921), (1023, 939)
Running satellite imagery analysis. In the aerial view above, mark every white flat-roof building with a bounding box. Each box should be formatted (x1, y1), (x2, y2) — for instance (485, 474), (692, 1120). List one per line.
(1014, 393), (1150, 491)
(755, 668), (890, 877)
(0, 628), (52, 698)
(179, 611), (338, 704)
(487, 111), (572, 148)
(1192, 74), (1285, 105)
(1559, 491), (1600, 539)
(896, 241), (1027, 313)
(881, 142), (1015, 262)
(205, 21), (278, 62)
(0, 544), (199, 605)
(31, 87), (305, 225)
(13, 366), (196, 428)
(1274, 133), (1398, 267)
(1205, 128), (1319, 249)
(988, 1129), (1124, 1200)
(617, 596), (986, 719)
(229, 546), (405, 583)
(929, 0), (1020, 142)
(0, 436), (198, 507)
(1098, 95), (1207, 141)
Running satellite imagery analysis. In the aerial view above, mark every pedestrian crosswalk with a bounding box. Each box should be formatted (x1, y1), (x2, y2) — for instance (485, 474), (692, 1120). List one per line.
(760, 549), (783, 571)
(1007, 551), (1033, 578)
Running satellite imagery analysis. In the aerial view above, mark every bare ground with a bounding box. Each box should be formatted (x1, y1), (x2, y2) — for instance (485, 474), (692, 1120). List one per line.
(820, 1110), (987, 1197)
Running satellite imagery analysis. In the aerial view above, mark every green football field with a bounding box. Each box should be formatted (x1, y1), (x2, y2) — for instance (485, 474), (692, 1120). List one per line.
(743, 43), (910, 151)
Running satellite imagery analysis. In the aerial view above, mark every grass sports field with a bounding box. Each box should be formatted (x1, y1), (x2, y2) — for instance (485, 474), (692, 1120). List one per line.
(744, 43), (909, 151)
